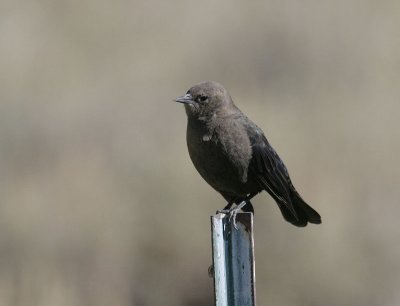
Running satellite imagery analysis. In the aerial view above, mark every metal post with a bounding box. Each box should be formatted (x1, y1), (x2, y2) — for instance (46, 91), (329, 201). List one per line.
(211, 212), (256, 306)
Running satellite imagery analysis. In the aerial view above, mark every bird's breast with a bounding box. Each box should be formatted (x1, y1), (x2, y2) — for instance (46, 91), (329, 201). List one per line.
(186, 118), (253, 196)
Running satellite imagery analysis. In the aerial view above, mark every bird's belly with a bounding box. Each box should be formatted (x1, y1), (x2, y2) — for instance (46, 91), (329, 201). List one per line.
(187, 138), (252, 197)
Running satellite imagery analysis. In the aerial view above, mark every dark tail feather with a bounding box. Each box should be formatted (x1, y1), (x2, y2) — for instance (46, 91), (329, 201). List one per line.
(277, 202), (307, 227)
(277, 194), (321, 227)
(294, 196), (322, 224)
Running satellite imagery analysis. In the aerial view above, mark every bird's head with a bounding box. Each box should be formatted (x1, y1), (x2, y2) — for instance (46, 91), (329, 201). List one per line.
(174, 81), (234, 119)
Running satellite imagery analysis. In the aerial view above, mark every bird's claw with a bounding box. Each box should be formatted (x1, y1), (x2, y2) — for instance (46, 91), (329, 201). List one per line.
(229, 208), (240, 230)
(216, 209), (230, 214)
(216, 201), (247, 230)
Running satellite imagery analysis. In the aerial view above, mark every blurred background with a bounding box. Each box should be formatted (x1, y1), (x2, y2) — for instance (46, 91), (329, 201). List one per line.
(1, 0), (399, 305)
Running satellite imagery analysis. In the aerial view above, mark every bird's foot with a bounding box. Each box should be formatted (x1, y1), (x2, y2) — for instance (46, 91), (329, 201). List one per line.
(216, 209), (230, 214)
(216, 201), (247, 230)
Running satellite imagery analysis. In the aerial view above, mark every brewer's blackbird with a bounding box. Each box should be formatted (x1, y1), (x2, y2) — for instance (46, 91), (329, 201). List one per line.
(175, 81), (321, 227)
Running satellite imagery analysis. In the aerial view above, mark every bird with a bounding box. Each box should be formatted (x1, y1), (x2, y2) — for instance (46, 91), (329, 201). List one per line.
(174, 81), (321, 227)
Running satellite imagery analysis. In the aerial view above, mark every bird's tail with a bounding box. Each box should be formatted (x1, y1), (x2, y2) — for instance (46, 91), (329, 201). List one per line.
(277, 192), (321, 227)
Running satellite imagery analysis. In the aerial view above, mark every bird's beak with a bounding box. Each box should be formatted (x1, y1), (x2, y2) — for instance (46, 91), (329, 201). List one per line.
(174, 93), (194, 105)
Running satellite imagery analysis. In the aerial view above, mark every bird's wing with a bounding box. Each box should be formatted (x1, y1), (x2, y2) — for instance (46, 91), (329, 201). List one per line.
(246, 123), (298, 218)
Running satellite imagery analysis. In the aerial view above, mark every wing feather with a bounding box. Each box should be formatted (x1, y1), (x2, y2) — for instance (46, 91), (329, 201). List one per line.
(248, 130), (298, 219)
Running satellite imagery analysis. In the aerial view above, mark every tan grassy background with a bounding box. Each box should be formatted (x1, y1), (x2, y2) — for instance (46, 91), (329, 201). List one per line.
(1, 1), (399, 305)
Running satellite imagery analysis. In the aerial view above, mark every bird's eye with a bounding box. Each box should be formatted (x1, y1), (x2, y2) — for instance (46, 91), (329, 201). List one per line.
(198, 95), (208, 102)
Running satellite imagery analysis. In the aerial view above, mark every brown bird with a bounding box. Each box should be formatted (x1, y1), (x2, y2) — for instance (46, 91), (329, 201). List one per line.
(175, 81), (321, 227)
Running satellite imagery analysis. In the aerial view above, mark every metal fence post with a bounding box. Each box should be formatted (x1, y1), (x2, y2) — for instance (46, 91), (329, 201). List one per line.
(211, 212), (256, 306)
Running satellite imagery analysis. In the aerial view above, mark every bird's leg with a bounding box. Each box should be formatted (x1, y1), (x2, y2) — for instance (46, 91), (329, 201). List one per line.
(217, 193), (258, 230)
(216, 199), (236, 214)
(227, 200), (247, 230)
